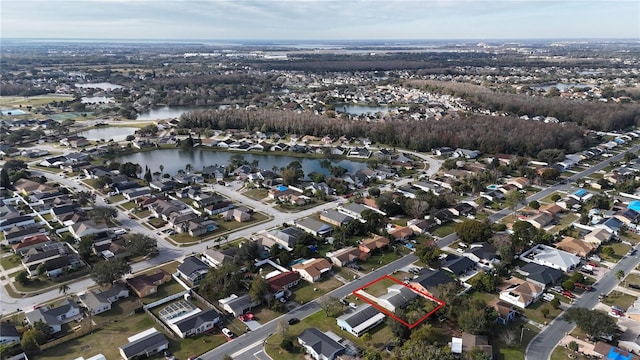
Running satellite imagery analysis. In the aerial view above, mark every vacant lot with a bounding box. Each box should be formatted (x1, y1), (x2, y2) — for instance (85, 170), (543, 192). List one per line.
(603, 290), (636, 311)
(293, 277), (343, 304)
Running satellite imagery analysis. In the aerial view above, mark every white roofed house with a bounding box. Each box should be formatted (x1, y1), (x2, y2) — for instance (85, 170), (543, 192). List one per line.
(519, 244), (581, 272)
(337, 305), (386, 337)
(499, 281), (543, 309)
(292, 258), (332, 283)
(25, 299), (82, 333)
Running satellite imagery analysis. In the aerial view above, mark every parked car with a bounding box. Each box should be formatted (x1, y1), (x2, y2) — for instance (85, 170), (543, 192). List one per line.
(288, 318), (299, 325)
(561, 290), (575, 299)
(222, 328), (234, 338)
(575, 283), (593, 291)
(238, 314), (247, 321)
(629, 284), (640, 290)
(587, 262), (598, 268)
(164, 351), (176, 360)
(349, 302), (358, 309)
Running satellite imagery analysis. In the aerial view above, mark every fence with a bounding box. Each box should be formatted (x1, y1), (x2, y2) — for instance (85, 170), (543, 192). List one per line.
(142, 289), (189, 310)
(143, 307), (176, 339)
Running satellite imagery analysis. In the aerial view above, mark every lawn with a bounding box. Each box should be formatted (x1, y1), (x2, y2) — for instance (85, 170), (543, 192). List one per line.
(243, 188), (268, 201)
(432, 222), (458, 237)
(251, 306), (283, 324)
(110, 194), (126, 203)
(599, 242), (631, 262)
(293, 277), (343, 304)
(550, 346), (590, 360)
(359, 276), (398, 297)
(139, 280), (186, 304)
(13, 276), (56, 293)
(360, 250), (404, 272)
(521, 300), (562, 325)
(265, 310), (396, 360)
(1, 254), (22, 271)
(0, 95), (74, 107)
(602, 290), (636, 311)
(623, 273), (640, 288)
(494, 322), (540, 360)
(120, 201), (136, 210)
(549, 213), (579, 233)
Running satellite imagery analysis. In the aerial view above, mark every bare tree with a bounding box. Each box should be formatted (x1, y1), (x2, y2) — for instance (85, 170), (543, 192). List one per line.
(277, 319), (289, 338)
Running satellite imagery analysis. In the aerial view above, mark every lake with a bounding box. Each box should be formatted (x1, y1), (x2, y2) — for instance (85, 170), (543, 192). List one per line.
(75, 83), (124, 90)
(78, 127), (137, 141)
(533, 83), (593, 91)
(115, 149), (369, 178)
(82, 96), (115, 104)
(136, 106), (207, 121)
(335, 104), (388, 115)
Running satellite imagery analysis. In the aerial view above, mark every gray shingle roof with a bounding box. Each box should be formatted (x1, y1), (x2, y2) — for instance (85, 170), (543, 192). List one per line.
(119, 331), (168, 358)
(298, 328), (345, 359)
(338, 305), (381, 328)
(174, 308), (220, 333)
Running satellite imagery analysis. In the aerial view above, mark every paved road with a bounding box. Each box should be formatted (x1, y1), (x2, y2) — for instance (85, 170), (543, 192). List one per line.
(526, 243), (640, 360)
(200, 254), (418, 360)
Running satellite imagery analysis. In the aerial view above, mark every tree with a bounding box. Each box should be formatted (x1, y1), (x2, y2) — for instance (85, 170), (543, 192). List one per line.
(388, 310), (411, 340)
(0, 168), (10, 188)
(541, 307), (550, 318)
(15, 271), (28, 285)
(392, 324), (455, 360)
(222, 355), (234, 360)
(458, 298), (496, 335)
(125, 233), (157, 257)
(249, 276), (268, 303)
(562, 280), (575, 291)
(528, 201), (540, 209)
(78, 236), (94, 260)
(368, 187), (381, 198)
(58, 283), (70, 295)
(506, 190), (525, 215)
(363, 350), (383, 360)
(3, 160), (27, 171)
(318, 296), (341, 317)
(616, 270), (625, 281)
(144, 168), (152, 183)
(568, 341), (579, 352)
(564, 307), (618, 340)
(119, 162), (139, 178)
(90, 258), (131, 286)
(455, 220), (492, 243)
(74, 190), (93, 206)
(570, 273), (585, 284)
(199, 262), (243, 302)
(280, 338), (294, 351)
(550, 298), (560, 309)
(22, 320), (51, 352)
(551, 194), (561, 202)
(159, 164), (164, 176)
(185, 163), (192, 174)
(89, 206), (117, 223)
(277, 319), (289, 338)
(464, 348), (492, 360)
(416, 244), (441, 267)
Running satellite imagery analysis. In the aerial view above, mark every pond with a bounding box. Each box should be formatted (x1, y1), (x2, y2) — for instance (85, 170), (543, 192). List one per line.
(82, 96), (115, 104)
(114, 149), (369, 178)
(75, 83), (124, 90)
(136, 106), (210, 121)
(335, 104), (388, 115)
(78, 127), (137, 141)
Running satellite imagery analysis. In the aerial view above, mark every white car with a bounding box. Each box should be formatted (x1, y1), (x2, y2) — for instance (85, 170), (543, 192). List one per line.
(222, 328), (234, 338)
(349, 302), (358, 309)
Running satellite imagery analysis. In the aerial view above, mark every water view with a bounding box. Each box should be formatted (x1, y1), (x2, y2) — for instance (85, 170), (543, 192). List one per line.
(135, 106), (207, 121)
(81, 96), (115, 104)
(75, 82), (124, 90)
(335, 104), (388, 115)
(533, 83), (593, 91)
(115, 149), (369, 178)
(78, 127), (137, 141)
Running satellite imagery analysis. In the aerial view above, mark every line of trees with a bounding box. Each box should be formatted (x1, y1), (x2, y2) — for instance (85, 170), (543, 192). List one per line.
(178, 108), (588, 157)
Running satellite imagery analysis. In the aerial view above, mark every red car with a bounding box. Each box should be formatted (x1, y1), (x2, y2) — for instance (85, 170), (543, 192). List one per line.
(587, 262), (598, 268)
(561, 290), (575, 298)
(238, 314), (247, 321)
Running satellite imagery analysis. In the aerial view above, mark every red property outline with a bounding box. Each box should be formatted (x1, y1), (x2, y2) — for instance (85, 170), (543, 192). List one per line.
(352, 275), (445, 329)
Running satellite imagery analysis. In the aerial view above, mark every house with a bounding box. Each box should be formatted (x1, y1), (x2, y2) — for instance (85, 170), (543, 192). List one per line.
(297, 328), (345, 360)
(389, 226), (414, 242)
(69, 220), (108, 240)
(463, 242), (499, 269)
(596, 217), (625, 234)
(593, 342), (640, 360)
(186, 218), (218, 237)
(584, 228), (613, 246)
(319, 209), (354, 227)
(0, 215), (35, 232)
(441, 254), (475, 277)
(540, 203), (564, 216)
(347, 147), (371, 159)
(517, 263), (563, 289)
(170, 308), (221, 338)
(267, 271), (301, 293)
(201, 248), (236, 268)
(220, 208), (251, 222)
(4, 225), (46, 245)
(122, 187), (151, 201)
(519, 244), (581, 272)
(25, 299), (82, 333)
(494, 301), (517, 325)
(0, 323), (20, 345)
(177, 256), (210, 285)
(433, 209), (455, 225)
(326, 247), (368, 267)
(507, 177), (529, 190)
(268, 227), (305, 249)
(457, 333), (493, 358)
(218, 294), (261, 317)
(337, 305), (386, 337)
(13, 178), (56, 195)
(616, 208), (640, 224)
(526, 212), (554, 229)
(292, 258), (333, 283)
(79, 284), (130, 315)
(377, 284), (419, 313)
(118, 328), (169, 360)
(337, 203), (383, 222)
(12, 234), (52, 255)
(126, 269), (172, 298)
(499, 281), (543, 308)
(359, 235), (390, 254)
(409, 269), (455, 297)
(454, 148), (481, 159)
(407, 218), (435, 235)
(296, 218), (333, 237)
(555, 236), (596, 258)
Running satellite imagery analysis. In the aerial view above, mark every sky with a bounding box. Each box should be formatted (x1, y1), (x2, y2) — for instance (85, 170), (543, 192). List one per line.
(1, 0), (639, 41)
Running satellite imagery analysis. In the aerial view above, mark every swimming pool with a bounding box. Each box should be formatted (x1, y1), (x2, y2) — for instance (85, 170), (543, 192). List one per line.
(487, 184), (499, 190)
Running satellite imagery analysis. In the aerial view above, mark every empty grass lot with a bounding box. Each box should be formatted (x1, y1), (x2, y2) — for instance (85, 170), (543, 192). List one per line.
(602, 290), (636, 311)
(293, 277), (343, 304)
(0, 254), (22, 271)
(432, 222), (458, 237)
(494, 322), (540, 360)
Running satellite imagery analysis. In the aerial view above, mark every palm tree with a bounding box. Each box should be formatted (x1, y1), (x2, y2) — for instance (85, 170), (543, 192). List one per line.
(159, 164), (164, 176)
(185, 163), (192, 174)
(616, 270), (625, 281)
(59, 283), (70, 295)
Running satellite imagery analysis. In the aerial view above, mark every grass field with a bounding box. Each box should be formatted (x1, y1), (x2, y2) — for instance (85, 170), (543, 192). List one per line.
(494, 322), (540, 360)
(0, 95), (74, 107)
(243, 188), (268, 201)
(550, 346), (590, 360)
(293, 277), (343, 304)
(432, 222), (458, 237)
(602, 290), (636, 311)
(0, 254), (22, 271)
